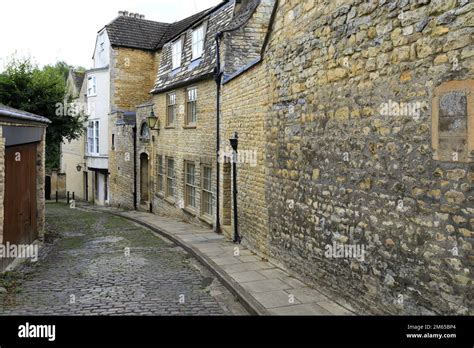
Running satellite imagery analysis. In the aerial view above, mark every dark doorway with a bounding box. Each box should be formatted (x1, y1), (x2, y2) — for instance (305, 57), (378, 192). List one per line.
(4, 143), (38, 245)
(45, 175), (51, 200)
(140, 153), (149, 204)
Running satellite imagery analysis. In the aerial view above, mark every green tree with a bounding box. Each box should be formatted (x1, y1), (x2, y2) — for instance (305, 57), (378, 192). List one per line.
(0, 56), (86, 170)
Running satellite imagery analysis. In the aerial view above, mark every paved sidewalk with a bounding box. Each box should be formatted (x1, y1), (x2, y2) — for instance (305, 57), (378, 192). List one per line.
(82, 204), (356, 316)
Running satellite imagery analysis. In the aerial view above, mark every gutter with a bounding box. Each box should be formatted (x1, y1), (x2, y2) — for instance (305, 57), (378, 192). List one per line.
(150, 72), (214, 95)
(0, 110), (51, 124)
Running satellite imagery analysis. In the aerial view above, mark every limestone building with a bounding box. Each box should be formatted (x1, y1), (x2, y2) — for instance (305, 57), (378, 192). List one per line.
(217, 0), (473, 315)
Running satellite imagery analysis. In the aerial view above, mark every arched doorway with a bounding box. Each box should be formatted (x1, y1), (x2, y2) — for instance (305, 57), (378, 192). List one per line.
(140, 153), (149, 204)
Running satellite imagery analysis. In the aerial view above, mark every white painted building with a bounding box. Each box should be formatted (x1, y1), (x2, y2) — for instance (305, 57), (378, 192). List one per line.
(84, 29), (111, 205)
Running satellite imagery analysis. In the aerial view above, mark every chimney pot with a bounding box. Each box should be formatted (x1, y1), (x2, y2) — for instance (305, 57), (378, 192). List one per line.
(123, 11), (129, 16)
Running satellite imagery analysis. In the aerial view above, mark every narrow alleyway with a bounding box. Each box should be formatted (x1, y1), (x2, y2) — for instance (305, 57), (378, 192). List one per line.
(0, 203), (247, 315)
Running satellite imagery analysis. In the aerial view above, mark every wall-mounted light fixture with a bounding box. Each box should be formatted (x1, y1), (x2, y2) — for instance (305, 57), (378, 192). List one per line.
(146, 108), (160, 131)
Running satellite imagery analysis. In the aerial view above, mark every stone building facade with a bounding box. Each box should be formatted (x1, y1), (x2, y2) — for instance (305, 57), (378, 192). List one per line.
(251, 0), (473, 315)
(137, 1), (236, 226)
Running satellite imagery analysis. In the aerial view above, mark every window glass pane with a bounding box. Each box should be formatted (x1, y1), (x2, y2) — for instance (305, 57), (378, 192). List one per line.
(172, 40), (182, 69)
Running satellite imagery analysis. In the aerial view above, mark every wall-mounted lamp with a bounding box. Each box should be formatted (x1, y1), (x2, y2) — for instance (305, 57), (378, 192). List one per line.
(146, 109), (160, 131)
(76, 164), (83, 172)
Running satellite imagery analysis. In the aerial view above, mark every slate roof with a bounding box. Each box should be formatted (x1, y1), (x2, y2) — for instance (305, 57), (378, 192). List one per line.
(160, 7), (217, 47)
(152, 1), (235, 93)
(0, 104), (51, 124)
(71, 70), (85, 92)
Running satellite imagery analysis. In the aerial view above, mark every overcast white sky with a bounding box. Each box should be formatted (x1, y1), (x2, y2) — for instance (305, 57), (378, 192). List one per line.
(0, 0), (221, 69)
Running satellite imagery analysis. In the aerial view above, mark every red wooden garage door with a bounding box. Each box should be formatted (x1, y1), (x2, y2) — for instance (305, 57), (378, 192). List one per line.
(3, 142), (38, 245)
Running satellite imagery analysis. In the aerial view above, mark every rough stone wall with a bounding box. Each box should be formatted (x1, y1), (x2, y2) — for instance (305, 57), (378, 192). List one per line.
(220, 54), (271, 254)
(151, 79), (217, 227)
(108, 49), (163, 208)
(110, 47), (156, 111)
(223, 0), (275, 77)
(109, 112), (136, 210)
(261, 0), (473, 314)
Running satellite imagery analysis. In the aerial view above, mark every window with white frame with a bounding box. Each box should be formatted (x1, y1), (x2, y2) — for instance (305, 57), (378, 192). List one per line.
(166, 157), (175, 197)
(186, 87), (197, 125)
(185, 162), (197, 209)
(192, 24), (206, 60)
(88, 121), (99, 155)
(201, 165), (213, 216)
(157, 155), (164, 193)
(87, 76), (96, 96)
(167, 92), (177, 126)
(172, 39), (182, 70)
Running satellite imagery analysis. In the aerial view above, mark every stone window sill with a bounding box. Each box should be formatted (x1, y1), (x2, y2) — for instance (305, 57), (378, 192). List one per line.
(182, 206), (197, 217)
(164, 196), (176, 205)
(183, 124), (197, 129)
(199, 214), (213, 226)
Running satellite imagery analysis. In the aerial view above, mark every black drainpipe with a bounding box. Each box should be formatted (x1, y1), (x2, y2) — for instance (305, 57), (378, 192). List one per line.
(214, 32), (224, 235)
(132, 125), (138, 211)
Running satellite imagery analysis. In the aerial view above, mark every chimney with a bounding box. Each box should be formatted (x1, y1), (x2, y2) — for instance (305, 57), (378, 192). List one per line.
(123, 11), (129, 16)
(118, 11), (125, 16)
(140, 14), (145, 19)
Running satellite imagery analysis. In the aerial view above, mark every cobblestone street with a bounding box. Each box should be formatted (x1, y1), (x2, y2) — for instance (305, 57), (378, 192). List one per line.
(0, 203), (247, 316)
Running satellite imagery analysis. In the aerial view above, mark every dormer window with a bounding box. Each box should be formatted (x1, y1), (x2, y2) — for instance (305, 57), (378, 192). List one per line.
(172, 39), (182, 70)
(192, 24), (206, 60)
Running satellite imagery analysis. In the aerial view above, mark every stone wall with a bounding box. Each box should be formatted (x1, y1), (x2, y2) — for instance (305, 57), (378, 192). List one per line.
(109, 112), (136, 210)
(220, 52), (271, 254)
(151, 79), (217, 227)
(110, 47), (156, 111)
(260, 0), (473, 314)
(223, 0), (275, 78)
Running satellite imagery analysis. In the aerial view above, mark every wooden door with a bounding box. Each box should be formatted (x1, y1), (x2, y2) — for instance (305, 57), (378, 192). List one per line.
(3, 143), (38, 245)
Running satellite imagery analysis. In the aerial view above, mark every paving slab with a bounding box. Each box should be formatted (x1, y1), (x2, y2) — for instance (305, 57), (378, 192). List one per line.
(230, 271), (267, 283)
(241, 279), (292, 293)
(270, 303), (333, 316)
(253, 290), (301, 309)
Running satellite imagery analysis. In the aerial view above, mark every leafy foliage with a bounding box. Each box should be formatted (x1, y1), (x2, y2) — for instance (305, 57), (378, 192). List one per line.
(0, 56), (86, 170)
